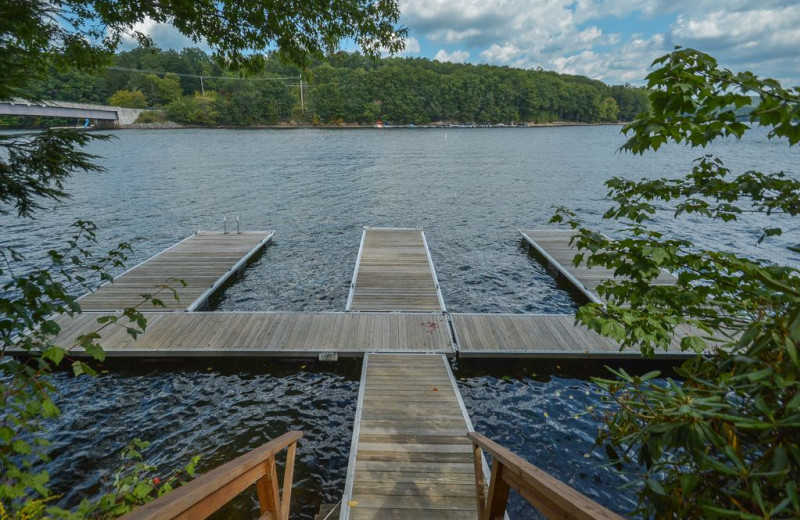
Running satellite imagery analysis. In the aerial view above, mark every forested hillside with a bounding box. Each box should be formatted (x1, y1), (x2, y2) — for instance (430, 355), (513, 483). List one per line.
(7, 48), (650, 127)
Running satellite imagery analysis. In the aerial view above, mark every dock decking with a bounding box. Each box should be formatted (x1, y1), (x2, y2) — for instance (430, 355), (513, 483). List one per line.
(341, 354), (480, 520)
(452, 313), (688, 357)
(51, 312), (453, 356)
(40, 227), (699, 360)
(51, 312), (692, 358)
(521, 229), (676, 304)
(347, 228), (444, 312)
(77, 231), (273, 312)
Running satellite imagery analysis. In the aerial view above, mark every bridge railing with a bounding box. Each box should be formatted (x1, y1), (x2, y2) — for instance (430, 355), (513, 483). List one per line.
(119, 430), (302, 520)
(469, 431), (624, 520)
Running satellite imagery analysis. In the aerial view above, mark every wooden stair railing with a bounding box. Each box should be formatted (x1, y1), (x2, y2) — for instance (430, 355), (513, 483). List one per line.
(120, 430), (303, 520)
(469, 432), (624, 520)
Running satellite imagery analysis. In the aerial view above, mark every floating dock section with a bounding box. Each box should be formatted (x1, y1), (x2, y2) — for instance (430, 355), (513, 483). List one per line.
(347, 228), (445, 312)
(520, 229), (676, 304)
(77, 231), (273, 312)
(340, 354), (480, 520)
(52, 311), (453, 357)
(451, 313), (689, 358)
(46, 227), (696, 359)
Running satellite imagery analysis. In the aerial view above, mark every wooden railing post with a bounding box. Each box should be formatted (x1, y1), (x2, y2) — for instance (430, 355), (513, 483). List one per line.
(280, 442), (297, 520)
(256, 456), (280, 520)
(472, 442), (487, 517)
(484, 461), (510, 520)
(468, 432), (625, 520)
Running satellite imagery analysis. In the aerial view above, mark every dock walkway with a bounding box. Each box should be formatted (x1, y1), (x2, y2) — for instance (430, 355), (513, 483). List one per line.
(452, 313), (688, 358)
(52, 312), (453, 356)
(78, 231), (273, 312)
(347, 228), (444, 312)
(341, 353), (480, 520)
(521, 229), (676, 304)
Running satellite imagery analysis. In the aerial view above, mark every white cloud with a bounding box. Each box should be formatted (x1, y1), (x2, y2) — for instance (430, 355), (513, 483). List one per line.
(400, 0), (800, 84)
(479, 43), (523, 65)
(120, 18), (206, 51)
(399, 37), (421, 55)
(434, 49), (470, 63)
(120, 2), (800, 86)
(669, 5), (800, 84)
(553, 33), (666, 82)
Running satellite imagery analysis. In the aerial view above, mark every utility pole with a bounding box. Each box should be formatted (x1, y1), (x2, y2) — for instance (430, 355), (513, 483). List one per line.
(299, 75), (304, 115)
(200, 76), (205, 95)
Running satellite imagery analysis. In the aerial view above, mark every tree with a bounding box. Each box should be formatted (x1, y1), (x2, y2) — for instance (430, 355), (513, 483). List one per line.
(552, 48), (800, 518)
(597, 96), (619, 122)
(108, 89), (148, 108)
(2, 0), (404, 516)
(166, 92), (220, 125)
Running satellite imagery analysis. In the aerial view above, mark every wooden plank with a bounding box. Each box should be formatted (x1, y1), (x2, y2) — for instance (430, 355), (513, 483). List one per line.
(49, 312), (454, 356)
(521, 229), (676, 304)
(347, 228), (445, 312)
(452, 313), (693, 358)
(341, 354), (483, 520)
(77, 231), (274, 312)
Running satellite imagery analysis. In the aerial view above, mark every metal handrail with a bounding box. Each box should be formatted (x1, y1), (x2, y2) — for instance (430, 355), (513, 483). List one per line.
(222, 216), (242, 234)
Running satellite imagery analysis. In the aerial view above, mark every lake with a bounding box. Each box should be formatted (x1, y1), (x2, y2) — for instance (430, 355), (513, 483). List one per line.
(2, 126), (798, 518)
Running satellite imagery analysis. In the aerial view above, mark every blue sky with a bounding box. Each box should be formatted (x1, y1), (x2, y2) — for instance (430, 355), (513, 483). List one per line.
(128, 0), (800, 86)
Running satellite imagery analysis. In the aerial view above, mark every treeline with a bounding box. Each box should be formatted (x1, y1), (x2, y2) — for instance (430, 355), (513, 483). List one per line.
(6, 47), (650, 127)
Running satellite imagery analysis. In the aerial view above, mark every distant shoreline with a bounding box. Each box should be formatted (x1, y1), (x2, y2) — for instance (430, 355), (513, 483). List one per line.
(3, 121), (626, 131)
(120, 120), (625, 130)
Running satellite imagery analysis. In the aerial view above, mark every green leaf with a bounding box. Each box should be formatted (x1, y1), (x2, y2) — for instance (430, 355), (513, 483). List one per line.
(42, 345), (66, 365)
(41, 399), (60, 419)
(12, 439), (32, 454)
(72, 360), (97, 377)
(646, 478), (666, 496)
(681, 335), (707, 354)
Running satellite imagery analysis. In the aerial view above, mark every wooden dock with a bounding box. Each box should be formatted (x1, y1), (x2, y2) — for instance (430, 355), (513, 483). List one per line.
(36, 226), (704, 519)
(40, 227), (701, 359)
(520, 229), (676, 304)
(452, 313), (690, 358)
(51, 311), (453, 356)
(340, 354), (481, 520)
(347, 228), (445, 312)
(77, 231), (273, 312)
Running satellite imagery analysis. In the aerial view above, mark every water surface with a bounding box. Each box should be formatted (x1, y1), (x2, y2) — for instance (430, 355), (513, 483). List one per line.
(2, 126), (798, 518)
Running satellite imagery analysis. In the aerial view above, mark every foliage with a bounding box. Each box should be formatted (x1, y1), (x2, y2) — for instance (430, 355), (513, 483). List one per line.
(74, 440), (200, 519)
(552, 48), (800, 518)
(166, 92), (221, 126)
(108, 90), (147, 108)
(133, 111), (167, 124)
(14, 48), (651, 128)
(126, 74), (182, 106)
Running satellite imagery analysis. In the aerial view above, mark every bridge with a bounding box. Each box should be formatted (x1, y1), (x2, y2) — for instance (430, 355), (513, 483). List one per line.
(0, 98), (149, 127)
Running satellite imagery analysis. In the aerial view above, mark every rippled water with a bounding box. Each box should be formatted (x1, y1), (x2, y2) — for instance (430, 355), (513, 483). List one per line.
(456, 358), (672, 519)
(44, 360), (361, 519)
(2, 126), (798, 518)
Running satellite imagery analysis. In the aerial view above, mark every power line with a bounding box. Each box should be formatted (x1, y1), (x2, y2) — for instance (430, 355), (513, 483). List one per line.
(107, 66), (306, 112)
(107, 66), (299, 82)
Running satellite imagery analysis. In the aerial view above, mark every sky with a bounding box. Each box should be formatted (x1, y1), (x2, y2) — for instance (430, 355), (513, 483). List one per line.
(127, 1), (800, 86)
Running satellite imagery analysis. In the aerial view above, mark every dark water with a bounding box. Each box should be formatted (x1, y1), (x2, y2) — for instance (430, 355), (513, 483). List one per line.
(2, 126), (798, 518)
(43, 360), (360, 519)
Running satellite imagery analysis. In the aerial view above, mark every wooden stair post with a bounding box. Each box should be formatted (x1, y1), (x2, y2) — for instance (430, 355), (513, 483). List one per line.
(469, 432), (625, 520)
